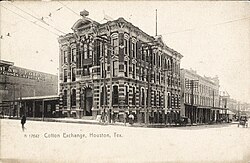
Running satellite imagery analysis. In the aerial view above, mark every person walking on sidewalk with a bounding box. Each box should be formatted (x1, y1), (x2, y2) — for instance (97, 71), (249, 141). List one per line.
(124, 113), (127, 126)
(21, 115), (26, 131)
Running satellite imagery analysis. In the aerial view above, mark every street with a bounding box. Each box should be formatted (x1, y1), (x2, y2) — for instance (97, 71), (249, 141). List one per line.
(1, 119), (250, 163)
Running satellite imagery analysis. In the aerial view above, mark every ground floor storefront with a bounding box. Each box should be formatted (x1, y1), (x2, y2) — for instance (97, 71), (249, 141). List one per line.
(58, 77), (181, 124)
(184, 104), (229, 124)
(56, 107), (181, 125)
(18, 95), (59, 118)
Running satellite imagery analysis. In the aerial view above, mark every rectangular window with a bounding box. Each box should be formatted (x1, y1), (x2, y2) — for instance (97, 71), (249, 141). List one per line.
(146, 50), (149, 62)
(132, 64), (136, 79)
(99, 42), (102, 57)
(72, 67), (76, 81)
(124, 39), (128, 55)
(83, 66), (90, 76)
(124, 61), (128, 77)
(87, 44), (90, 58)
(153, 53), (156, 65)
(100, 86), (107, 106)
(112, 38), (118, 55)
(132, 43), (135, 58)
(63, 90), (67, 106)
(112, 85), (119, 105)
(159, 73), (161, 84)
(125, 86), (129, 105)
(101, 63), (104, 78)
(142, 49), (145, 61)
(84, 44), (88, 59)
(141, 68), (144, 81)
(63, 69), (67, 82)
(158, 91), (161, 106)
(154, 91), (157, 106)
(141, 89), (145, 106)
(132, 87), (136, 105)
(71, 89), (76, 106)
(159, 55), (161, 67)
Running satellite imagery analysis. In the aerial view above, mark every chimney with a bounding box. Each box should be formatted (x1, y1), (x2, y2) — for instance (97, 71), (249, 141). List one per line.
(80, 10), (89, 18)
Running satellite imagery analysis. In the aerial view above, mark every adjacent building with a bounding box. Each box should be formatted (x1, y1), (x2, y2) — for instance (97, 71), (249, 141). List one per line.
(180, 68), (220, 124)
(58, 11), (183, 123)
(0, 60), (58, 117)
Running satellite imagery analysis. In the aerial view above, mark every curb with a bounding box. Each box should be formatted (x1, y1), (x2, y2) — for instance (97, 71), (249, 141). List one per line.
(4, 117), (233, 128)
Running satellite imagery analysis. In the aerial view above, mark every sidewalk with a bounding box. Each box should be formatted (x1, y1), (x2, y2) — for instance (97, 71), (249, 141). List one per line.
(4, 116), (233, 128)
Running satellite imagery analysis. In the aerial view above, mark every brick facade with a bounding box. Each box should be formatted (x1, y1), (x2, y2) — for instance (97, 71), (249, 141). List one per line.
(58, 13), (182, 123)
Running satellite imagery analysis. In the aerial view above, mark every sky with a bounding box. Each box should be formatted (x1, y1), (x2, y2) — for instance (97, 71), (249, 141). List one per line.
(0, 1), (249, 103)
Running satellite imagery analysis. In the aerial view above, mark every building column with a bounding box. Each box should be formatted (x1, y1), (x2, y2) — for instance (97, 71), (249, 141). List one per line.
(162, 111), (165, 124)
(93, 83), (99, 117)
(67, 87), (71, 117)
(76, 83), (81, 118)
(82, 90), (86, 116)
(24, 101), (27, 116)
(17, 102), (20, 117)
(157, 110), (160, 123)
(42, 100), (45, 120)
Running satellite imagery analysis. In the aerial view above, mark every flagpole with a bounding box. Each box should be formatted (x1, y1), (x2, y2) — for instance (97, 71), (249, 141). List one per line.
(155, 9), (158, 36)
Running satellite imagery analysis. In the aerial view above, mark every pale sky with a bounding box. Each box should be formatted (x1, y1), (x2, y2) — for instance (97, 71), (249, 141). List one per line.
(0, 1), (249, 103)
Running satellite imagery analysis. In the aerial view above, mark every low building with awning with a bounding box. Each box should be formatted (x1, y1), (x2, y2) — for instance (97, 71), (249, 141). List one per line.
(17, 95), (59, 118)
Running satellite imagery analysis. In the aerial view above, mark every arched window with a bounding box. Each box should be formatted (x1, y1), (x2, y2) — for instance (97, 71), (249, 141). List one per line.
(112, 85), (119, 105)
(100, 86), (107, 106)
(167, 92), (171, 108)
(72, 67), (76, 82)
(154, 90), (157, 106)
(63, 90), (67, 106)
(125, 85), (129, 105)
(132, 87), (136, 105)
(71, 48), (76, 62)
(164, 59), (167, 69)
(141, 88), (145, 106)
(63, 69), (67, 82)
(71, 89), (76, 106)
(158, 91), (161, 107)
(167, 60), (171, 70)
(124, 61), (128, 77)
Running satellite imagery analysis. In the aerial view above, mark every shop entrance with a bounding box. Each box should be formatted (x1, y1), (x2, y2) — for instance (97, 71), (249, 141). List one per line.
(84, 88), (93, 116)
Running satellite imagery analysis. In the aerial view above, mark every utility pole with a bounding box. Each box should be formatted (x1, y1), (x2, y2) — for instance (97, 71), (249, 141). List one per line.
(103, 40), (107, 123)
(13, 84), (15, 117)
(155, 9), (158, 36)
(185, 79), (198, 124)
(141, 42), (153, 125)
(106, 36), (113, 124)
(96, 36), (110, 123)
(212, 90), (215, 122)
(96, 35), (124, 124)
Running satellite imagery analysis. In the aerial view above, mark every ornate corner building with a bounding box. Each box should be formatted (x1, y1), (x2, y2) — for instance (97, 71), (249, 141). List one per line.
(58, 11), (183, 123)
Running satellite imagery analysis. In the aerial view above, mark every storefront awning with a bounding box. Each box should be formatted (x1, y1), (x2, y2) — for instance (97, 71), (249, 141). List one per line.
(197, 106), (212, 109)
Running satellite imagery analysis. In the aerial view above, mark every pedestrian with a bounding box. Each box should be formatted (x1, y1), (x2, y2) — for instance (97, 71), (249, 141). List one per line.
(124, 113), (127, 126)
(21, 115), (26, 131)
(128, 114), (134, 125)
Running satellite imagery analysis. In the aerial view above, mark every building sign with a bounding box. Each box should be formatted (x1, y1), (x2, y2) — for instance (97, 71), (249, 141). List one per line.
(0, 66), (46, 81)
